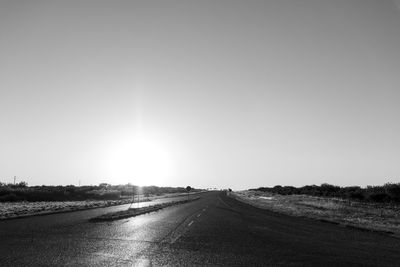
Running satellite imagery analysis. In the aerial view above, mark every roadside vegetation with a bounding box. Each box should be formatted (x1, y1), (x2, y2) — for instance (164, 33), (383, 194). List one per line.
(231, 183), (400, 237)
(0, 182), (199, 202)
(251, 183), (400, 204)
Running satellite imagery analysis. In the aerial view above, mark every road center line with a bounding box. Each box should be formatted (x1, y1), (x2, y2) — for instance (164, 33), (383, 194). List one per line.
(188, 221), (194, 226)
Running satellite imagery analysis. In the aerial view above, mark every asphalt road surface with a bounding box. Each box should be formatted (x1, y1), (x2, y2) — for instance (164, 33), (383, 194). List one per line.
(1, 191), (400, 266)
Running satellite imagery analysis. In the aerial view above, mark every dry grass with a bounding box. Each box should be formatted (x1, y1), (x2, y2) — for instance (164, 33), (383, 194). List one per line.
(0, 200), (131, 219)
(230, 190), (400, 236)
(0, 191), (206, 220)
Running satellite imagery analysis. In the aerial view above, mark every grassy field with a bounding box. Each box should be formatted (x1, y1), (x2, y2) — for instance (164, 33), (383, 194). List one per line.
(0, 191), (204, 220)
(0, 200), (120, 219)
(230, 190), (400, 237)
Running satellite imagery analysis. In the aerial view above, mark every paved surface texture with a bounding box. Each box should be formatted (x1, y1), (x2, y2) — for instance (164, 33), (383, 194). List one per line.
(1, 191), (400, 266)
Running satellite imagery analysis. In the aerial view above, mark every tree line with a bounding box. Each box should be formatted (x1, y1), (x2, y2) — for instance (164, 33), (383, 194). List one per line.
(0, 182), (197, 202)
(251, 183), (400, 203)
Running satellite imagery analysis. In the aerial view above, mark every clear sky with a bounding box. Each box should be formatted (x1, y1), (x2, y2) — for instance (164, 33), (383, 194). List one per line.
(1, 0), (400, 189)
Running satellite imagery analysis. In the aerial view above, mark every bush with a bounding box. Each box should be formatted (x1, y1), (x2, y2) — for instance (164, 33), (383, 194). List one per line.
(384, 183), (400, 202)
(367, 193), (390, 203)
(251, 183), (400, 204)
(0, 193), (22, 202)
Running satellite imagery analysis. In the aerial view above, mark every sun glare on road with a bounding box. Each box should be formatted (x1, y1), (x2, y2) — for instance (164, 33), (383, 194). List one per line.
(107, 134), (172, 186)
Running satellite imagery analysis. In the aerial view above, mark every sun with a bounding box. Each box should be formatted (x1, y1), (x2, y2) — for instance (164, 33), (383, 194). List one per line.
(107, 134), (172, 186)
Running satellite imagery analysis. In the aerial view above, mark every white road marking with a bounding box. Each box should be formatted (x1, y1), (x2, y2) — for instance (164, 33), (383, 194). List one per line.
(188, 220), (194, 226)
(197, 213), (201, 217)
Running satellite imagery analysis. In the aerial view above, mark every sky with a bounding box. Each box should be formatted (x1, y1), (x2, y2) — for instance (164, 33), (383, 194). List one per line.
(1, 0), (400, 189)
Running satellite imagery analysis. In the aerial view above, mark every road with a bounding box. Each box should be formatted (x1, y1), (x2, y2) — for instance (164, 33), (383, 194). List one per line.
(1, 191), (400, 266)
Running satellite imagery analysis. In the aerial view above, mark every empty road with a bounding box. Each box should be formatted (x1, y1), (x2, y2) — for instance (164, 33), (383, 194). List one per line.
(1, 191), (400, 266)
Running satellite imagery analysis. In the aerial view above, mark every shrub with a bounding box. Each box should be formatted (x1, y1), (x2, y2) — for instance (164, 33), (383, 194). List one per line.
(251, 182), (400, 204)
(384, 183), (400, 202)
(0, 193), (22, 202)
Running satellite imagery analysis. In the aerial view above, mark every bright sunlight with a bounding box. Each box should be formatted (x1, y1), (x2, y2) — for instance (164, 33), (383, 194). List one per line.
(107, 134), (172, 186)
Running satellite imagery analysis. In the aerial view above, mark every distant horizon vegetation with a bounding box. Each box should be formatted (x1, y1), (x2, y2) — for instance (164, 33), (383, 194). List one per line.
(252, 183), (400, 204)
(1, 179), (399, 204)
(0, 182), (202, 202)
